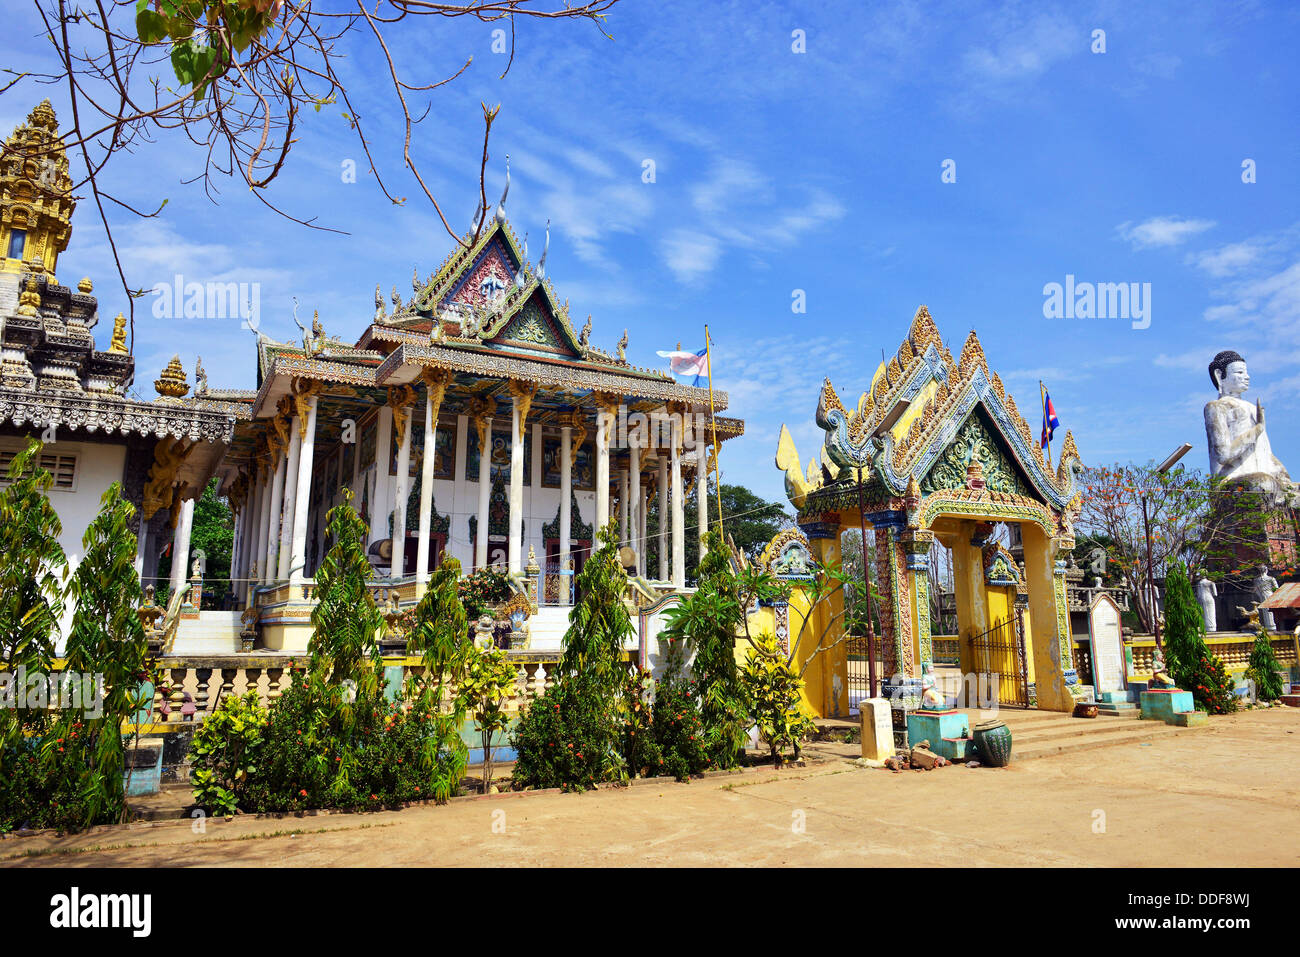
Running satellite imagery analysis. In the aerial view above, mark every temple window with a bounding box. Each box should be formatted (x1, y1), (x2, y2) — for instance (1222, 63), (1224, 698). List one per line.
(6, 228), (26, 260)
(0, 445), (78, 490)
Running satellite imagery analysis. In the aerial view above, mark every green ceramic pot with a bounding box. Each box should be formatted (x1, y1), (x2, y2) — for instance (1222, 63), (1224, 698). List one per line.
(972, 719), (1013, 767)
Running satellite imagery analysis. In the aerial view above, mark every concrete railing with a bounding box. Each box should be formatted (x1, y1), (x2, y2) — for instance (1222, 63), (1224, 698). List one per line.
(127, 651), (633, 727)
(1125, 632), (1299, 680)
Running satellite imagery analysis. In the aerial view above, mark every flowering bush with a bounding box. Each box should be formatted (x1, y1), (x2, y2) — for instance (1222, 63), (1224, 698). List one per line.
(741, 631), (815, 766)
(650, 678), (709, 781)
(457, 568), (512, 619)
(510, 683), (622, 792)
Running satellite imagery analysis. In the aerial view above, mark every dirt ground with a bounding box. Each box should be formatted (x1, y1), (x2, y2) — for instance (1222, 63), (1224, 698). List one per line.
(4, 708), (1298, 868)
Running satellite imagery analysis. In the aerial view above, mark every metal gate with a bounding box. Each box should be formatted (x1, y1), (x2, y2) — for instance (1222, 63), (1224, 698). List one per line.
(969, 610), (1031, 708)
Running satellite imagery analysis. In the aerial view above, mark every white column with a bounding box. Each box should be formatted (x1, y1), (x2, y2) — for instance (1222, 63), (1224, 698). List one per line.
(629, 446), (641, 573)
(391, 403), (414, 578)
(255, 468), (273, 588)
(134, 518), (150, 582)
(596, 405), (611, 533)
(265, 451), (287, 583)
(349, 428), (362, 498)
(169, 497), (195, 595)
(560, 425), (572, 595)
(697, 441), (710, 562)
(415, 395), (437, 587)
(241, 477), (263, 602)
(276, 422), (301, 581)
(289, 396), (318, 585)
(658, 454), (669, 580)
(640, 486), (649, 577)
(475, 416), (492, 569)
(508, 395), (525, 574)
(370, 405), (393, 547)
(671, 419), (685, 589)
(619, 468), (629, 544)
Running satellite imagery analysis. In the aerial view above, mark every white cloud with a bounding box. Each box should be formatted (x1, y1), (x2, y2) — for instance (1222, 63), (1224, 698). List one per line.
(690, 158), (765, 215)
(1189, 240), (1261, 277)
(1116, 216), (1215, 249)
(961, 13), (1079, 83)
(659, 230), (721, 283)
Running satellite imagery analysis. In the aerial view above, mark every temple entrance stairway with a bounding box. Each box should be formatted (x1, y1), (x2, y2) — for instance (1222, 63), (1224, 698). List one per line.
(955, 707), (1189, 761)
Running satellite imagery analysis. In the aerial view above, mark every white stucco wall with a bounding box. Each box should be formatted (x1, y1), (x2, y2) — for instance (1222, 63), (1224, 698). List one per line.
(0, 437), (127, 649)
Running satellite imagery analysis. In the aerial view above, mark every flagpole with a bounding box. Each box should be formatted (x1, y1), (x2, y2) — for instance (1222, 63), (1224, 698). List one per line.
(704, 325), (723, 539)
(1039, 380), (1052, 471)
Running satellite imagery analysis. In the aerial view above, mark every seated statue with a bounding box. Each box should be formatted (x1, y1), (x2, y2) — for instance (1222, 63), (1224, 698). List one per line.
(1149, 646), (1176, 688)
(1204, 350), (1296, 506)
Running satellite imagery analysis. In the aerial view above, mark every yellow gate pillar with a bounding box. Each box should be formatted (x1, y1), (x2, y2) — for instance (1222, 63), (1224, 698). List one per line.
(1021, 521), (1084, 712)
(803, 516), (847, 718)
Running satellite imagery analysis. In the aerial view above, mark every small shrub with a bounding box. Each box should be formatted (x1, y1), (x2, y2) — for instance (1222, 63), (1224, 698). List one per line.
(458, 568), (512, 619)
(1246, 628), (1284, 701)
(191, 690), (268, 816)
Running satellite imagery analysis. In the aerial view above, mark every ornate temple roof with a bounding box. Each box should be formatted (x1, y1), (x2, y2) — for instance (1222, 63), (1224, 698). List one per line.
(777, 306), (1083, 524)
(248, 216), (735, 422)
(0, 102), (247, 448)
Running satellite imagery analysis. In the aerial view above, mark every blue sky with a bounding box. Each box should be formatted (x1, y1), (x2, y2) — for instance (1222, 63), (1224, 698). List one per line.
(3, 0), (1298, 505)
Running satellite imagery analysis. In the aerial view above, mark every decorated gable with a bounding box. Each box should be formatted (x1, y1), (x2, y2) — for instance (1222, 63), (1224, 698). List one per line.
(484, 288), (574, 357)
(440, 235), (520, 311)
(920, 405), (1034, 498)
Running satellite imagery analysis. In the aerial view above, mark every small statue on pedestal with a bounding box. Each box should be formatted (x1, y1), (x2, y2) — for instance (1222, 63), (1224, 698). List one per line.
(1196, 575), (1219, 633)
(1149, 646), (1177, 689)
(1252, 565), (1279, 631)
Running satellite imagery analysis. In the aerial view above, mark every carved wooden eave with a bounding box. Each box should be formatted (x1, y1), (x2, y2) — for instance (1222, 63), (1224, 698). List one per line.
(0, 386), (243, 443)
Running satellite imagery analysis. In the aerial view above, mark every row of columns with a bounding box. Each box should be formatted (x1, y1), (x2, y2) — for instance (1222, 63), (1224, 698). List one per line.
(227, 376), (714, 602)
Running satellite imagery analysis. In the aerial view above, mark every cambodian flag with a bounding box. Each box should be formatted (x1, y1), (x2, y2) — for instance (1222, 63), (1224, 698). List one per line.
(1041, 390), (1060, 448)
(657, 347), (709, 386)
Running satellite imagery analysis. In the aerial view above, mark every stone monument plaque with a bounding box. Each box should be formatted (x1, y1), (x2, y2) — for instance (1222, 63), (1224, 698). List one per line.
(1088, 593), (1126, 696)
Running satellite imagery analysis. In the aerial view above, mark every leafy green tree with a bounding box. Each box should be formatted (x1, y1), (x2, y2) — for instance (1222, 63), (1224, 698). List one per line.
(310, 490), (384, 691)
(1246, 629), (1284, 701)
(1163, 562), (1237, 714)
(0, 440), (67, 674)
(455, 643), (518, 793)
(660, 529), (750, 768)
(406, 556), (470, 710)
(560, 520), (634, 701)
(62, 482), (151, 823)
(512, 521), (631, 790)
(742, 631), (815, 766)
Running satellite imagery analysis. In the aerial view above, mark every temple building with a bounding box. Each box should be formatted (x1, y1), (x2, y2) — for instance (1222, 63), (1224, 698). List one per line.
(0, 101), (249, 643)
(211, 215), (743, 652)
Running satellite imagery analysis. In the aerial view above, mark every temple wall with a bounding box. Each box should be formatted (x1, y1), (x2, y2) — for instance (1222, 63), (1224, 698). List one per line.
(0, 436), (128, 648)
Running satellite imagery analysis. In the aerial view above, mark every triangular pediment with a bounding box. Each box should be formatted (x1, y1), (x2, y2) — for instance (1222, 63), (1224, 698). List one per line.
(482, 286), (579, 358)
(919, 404), (1038, 500)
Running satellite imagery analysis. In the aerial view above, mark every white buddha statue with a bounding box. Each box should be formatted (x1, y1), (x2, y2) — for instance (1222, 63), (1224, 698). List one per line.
(1203, 350), (1296, 506)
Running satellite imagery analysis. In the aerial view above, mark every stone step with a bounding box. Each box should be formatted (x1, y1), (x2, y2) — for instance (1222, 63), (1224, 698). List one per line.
(1009, 717), (1169, 749)
(1015, 724), (1185, 762)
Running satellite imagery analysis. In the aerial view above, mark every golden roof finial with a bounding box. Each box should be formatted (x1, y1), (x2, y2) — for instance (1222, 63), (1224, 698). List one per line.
(154, 354), (189, 398)
(77, 276), (93, 293)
